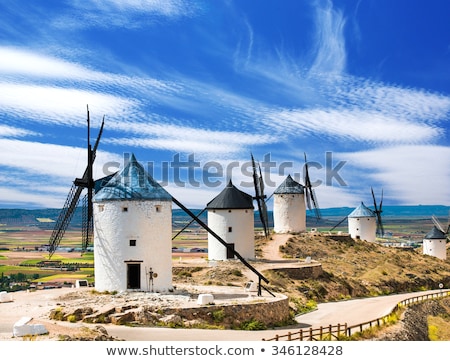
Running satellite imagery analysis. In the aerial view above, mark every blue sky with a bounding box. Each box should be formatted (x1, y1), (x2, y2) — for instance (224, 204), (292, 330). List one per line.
(1, 0), (450, 211)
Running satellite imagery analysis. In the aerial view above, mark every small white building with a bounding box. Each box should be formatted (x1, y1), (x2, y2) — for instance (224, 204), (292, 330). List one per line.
(273, 175), (306, 233)
(348, 202), (377, 242)
(423, 226), (447, 260)
(206, 180), (254, 261)
(93, 154), (173, 293)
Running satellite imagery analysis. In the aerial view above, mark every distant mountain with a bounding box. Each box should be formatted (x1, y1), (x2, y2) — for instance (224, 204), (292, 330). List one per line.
(0, 205), (448, 228)
(308, 205), (450, 219)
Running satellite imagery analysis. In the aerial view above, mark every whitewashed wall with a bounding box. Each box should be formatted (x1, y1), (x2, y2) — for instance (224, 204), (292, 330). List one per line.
(207, 209), (254, 260)
(273, 194), (306, 233)
(423, 238), (447, 260)
(348, 216), (377, 242)
(93, 199), (172, 292)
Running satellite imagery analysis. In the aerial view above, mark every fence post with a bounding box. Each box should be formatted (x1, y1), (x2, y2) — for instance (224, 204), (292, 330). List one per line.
(299, 329), (303, 341)
(309, 327), (313, 341)
(288, 332), (292, 341)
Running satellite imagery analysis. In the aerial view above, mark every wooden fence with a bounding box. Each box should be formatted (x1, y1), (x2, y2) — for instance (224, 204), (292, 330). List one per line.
(262, 290), (450, 341)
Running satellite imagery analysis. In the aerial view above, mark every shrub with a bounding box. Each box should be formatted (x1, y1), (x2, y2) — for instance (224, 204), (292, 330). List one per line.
(238, 319), (267, 330)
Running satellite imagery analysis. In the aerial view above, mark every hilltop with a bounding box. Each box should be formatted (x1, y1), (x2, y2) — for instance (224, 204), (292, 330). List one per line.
(173, 232), (450, 306)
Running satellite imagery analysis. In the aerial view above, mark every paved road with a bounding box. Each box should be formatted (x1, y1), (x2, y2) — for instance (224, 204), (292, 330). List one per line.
(1, 288), (445, 341)
(103, 289), (446, 341)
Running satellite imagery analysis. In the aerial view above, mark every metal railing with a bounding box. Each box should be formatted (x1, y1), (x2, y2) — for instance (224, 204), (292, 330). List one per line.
(263, 290), (450, 341)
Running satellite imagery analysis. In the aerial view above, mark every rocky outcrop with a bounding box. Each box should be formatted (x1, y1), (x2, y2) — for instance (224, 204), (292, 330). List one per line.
(374, 298), (450, 340)
(49, 292), (290, 330)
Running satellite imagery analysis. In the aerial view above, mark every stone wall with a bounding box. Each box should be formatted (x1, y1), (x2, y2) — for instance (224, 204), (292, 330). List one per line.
(158, 295), (290, 329)
(272, 264), (323, 280)
(374, 298), (450, 340)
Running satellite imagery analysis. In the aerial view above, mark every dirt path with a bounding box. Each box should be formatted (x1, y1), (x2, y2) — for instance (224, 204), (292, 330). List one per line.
(260, 233), (291, 260)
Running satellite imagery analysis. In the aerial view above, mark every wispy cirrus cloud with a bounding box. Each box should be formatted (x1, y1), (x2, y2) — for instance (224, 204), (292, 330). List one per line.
(309, 0), (347, 75)
(339, 145), (450, 205)
(0, 138), (117, 180)
(0, 83), (137, 126)
(263, 107), (441, 144)
(106, 120), (274, 155)
(52, 0), (200, 30)
(0, 125), (38, 138)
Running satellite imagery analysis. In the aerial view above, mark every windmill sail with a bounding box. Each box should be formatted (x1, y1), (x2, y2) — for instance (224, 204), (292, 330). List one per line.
(371, 187), (384, 237)
(251, 154), (270, 238)
(329, 215), (348, 232)
(171, 196), (273, 297)
(431, 215), (446, 233)
(48, 108), (105, 257)
(304, 153), (321, 221)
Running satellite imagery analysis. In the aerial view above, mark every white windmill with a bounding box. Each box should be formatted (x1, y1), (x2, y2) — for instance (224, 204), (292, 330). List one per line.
(422, 215), (449, 260)
(93, 154), (173, 293)
(272, 153), (321, 234)
(206, 180), (255, 261)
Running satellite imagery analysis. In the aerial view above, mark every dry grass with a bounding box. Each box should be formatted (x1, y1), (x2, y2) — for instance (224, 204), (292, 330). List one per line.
(255, 234), (450, 303)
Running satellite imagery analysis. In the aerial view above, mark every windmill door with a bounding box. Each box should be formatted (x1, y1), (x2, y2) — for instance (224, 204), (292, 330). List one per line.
(226, 243), (235, 259)
(127, 263), (141, 289)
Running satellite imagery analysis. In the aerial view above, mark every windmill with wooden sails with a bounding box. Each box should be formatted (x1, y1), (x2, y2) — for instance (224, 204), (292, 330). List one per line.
(273, 153), (321, 233)
(48, 106), (105, 258)
(422, 214), (449, 260)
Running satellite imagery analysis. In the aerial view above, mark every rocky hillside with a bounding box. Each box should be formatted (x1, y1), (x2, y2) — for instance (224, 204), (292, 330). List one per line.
(175, 233), (449, 305)
(259, 234), (450, 303)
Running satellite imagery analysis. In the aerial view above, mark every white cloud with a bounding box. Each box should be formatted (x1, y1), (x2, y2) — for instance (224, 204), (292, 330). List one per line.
(0, 83), (136, 125)
(53, 0), (199, 29)
(339, 145), (450, 205)
(0, 139), (119, 181)
(265, 108), (441, 144)
(0, 125), (38, 138)
(106, 121), (274, 155)
(0, 47), (105, 81)
(0, 187), (65, 208)
(309, 0), (347, 75)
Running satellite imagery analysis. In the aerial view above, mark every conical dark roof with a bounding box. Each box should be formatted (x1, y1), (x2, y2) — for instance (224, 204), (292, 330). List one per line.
(206, 180), (254, 209)
(93, 153), (172, 201)
(273, 175), (304, 194)
(424, 226), (447, 239)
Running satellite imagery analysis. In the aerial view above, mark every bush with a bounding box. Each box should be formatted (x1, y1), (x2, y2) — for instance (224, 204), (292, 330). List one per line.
(238, 319), (267, 330)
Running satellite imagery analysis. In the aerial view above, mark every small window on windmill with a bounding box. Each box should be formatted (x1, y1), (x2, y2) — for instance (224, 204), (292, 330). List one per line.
(129, 239), (136, 247)
(98, 204), (104, 212)
(155, 205), (161, 213)
(228, 227), (233, 232)
(228, 210), (232, 213)
(122, 207), (128, 212)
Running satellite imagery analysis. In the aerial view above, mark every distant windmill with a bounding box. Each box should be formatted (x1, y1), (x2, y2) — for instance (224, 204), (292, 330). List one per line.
(48, 106), (105, 258)
(251, 154), (270, 238)
(423, 214), (449, 260)
(330, 187), (384, 239)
